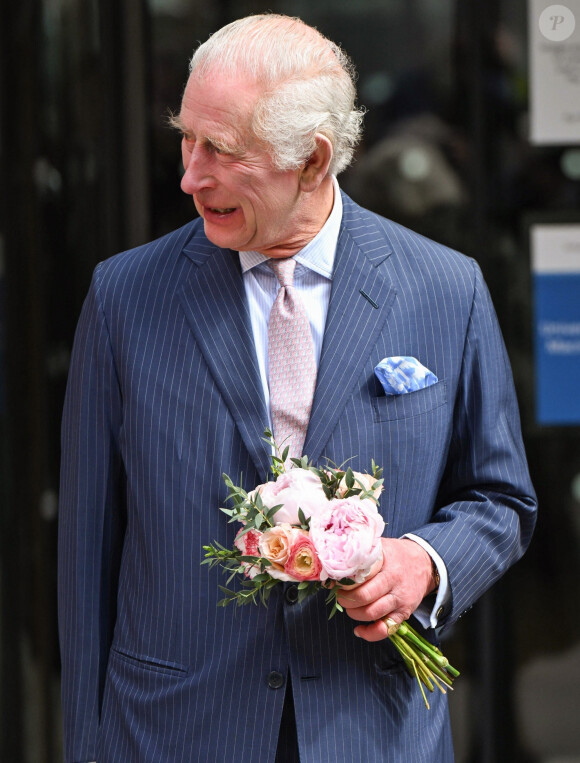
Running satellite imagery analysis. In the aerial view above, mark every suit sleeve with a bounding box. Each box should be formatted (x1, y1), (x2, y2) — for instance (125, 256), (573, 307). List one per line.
(58, 264), (126, 762)
(412, 260), (537, 626)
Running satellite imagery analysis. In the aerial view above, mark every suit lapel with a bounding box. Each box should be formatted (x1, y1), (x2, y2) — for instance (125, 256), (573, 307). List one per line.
(176, 197), (397, 476)
(303, 196), (397, 465)
(178, 230), (271, 479)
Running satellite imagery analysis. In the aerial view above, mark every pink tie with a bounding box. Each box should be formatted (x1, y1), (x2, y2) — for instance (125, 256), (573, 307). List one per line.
(268, 258), (317, 462)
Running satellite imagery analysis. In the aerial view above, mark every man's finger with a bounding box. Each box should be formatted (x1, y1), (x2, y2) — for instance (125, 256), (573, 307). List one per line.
(336, 570), (390, 609)
(353, 620), (392, 642)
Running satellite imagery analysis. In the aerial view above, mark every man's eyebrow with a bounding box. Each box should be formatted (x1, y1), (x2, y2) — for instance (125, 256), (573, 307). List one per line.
(205, 135), (245, 156)
(167, 113), (244, 156)
(167, 113), (188, 134)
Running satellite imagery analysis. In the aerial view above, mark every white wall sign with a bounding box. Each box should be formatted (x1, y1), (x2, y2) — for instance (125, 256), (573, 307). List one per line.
(529, 1), (580, 144)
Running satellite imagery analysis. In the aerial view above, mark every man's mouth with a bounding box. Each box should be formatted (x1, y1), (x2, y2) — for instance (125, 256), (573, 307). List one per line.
(208, 207), (236, 215)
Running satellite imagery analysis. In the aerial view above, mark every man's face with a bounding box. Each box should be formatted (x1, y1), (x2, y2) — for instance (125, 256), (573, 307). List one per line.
(176, 72), (313, 258)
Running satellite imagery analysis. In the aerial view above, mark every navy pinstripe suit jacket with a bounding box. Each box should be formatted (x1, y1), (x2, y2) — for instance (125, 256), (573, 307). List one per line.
(59, 192), (537, 762)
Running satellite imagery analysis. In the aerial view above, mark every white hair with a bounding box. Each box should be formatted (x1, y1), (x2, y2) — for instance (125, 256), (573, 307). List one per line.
(188, 14), (365, 176)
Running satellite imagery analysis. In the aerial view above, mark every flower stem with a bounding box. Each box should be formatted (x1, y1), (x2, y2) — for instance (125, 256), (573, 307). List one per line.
(400, 621), (460, 678)
(390, 633), (435, 690)
(385, 619), (459, 708)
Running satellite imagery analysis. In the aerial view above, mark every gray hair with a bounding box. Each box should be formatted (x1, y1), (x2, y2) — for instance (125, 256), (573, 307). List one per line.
(188, 14), (365, 176)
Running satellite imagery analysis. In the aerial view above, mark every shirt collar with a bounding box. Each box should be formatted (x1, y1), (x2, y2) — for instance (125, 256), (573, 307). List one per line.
(239, 176), (342, 279)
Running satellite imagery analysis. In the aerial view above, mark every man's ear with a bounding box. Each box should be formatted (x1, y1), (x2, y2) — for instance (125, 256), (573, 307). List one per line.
(299, 134), (333, 192)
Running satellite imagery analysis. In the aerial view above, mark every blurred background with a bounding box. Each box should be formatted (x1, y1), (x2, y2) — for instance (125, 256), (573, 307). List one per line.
(1, 0), (580, 761)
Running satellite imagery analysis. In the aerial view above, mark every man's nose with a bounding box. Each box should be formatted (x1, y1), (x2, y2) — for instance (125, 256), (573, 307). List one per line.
(181, 144), (215, 196)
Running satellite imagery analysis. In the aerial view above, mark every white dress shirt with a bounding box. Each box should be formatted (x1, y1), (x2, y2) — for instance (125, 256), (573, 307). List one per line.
(239, 177), (341, 416)
(239, 177), (448, 629)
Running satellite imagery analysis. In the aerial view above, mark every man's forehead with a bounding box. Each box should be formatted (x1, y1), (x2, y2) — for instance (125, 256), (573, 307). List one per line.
(180, 70), (260, 115)
(185, 77), (265, 149)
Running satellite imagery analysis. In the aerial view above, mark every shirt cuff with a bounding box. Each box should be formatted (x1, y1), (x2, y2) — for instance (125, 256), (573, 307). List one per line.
(403, 533), (450, 629)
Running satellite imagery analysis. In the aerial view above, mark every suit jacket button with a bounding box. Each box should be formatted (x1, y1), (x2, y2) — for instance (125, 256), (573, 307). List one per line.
(267, 671), (285, 690)
(285, 585), (299, 604)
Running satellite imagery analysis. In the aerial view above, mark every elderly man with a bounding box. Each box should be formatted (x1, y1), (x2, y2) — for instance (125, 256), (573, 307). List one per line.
(59, 14), (536, 763)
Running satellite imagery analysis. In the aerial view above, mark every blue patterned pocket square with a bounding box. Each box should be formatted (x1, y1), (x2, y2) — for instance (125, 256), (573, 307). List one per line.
(374, 356), (438, 395)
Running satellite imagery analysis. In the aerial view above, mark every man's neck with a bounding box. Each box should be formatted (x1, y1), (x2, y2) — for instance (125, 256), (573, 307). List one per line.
(260, 174), (335, 260)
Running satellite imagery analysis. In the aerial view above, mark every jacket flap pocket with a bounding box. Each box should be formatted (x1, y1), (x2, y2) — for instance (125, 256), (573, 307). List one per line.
(372, 380), (447, 422)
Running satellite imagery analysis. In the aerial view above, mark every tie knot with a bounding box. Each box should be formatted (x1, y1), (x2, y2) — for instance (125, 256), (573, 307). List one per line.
(268, 257), (296, 289)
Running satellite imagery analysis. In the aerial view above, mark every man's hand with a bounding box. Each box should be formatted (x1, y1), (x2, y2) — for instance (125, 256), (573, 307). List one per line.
(336, 537), (437, 642)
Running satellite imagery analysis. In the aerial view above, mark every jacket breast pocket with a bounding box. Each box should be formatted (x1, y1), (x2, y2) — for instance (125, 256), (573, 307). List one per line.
(371, 380), (447, 423)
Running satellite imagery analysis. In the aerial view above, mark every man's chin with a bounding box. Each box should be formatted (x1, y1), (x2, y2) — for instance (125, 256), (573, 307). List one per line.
(202, 219), (248, 252)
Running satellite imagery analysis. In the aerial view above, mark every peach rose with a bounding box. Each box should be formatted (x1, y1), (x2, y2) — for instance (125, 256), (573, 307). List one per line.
(259, 524), (294, 568)
(337, 471), (383, 501)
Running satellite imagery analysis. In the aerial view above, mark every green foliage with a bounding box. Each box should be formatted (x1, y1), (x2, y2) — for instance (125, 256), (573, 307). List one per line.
(203, 432), (459, 709)
(205, 431), (386, 612)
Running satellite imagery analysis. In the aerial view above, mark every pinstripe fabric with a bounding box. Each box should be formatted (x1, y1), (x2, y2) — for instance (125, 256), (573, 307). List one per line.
(59, 192), (536, 762)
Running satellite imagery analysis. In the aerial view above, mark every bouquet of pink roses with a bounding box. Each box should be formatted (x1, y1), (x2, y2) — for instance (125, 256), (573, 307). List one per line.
(203, 431), (459, 708)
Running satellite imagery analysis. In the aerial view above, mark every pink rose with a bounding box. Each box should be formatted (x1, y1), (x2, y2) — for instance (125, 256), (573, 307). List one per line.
(284, 530), (323, 581)
(309, 497), (385, 583)
(249, 469), (327, 525)
(234, 527), (263, 579)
